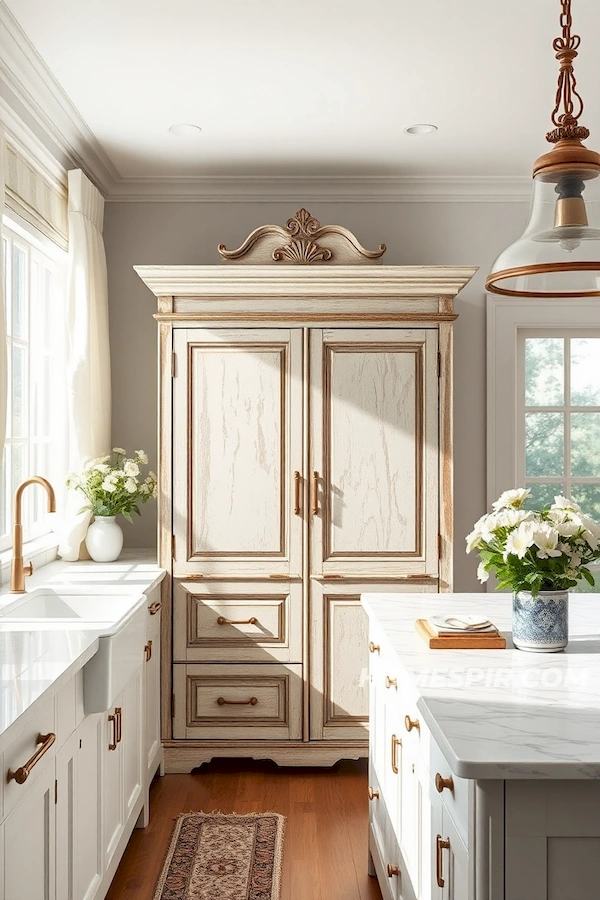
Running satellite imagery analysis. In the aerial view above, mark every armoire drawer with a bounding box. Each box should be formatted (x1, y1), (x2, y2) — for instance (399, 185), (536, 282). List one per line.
(173, 581), (303, 663)
(172, 663), (303, 740)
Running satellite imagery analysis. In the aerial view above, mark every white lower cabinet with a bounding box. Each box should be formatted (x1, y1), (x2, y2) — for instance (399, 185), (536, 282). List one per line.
(75, 714), (103, 900)
(4, 762), (56, 900)
(123, 667), (143, 821)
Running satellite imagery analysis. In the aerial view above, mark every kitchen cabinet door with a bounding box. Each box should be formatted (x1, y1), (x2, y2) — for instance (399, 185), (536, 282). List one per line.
(122, 667), (143, 821)
(75, 714), (103, 900)
(102, 702), (124, 873)
(4, 763), (56, 900)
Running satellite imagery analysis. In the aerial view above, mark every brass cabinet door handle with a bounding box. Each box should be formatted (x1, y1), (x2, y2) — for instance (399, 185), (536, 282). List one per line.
(391, 734), (401, 774)
(387, 864), (400, 878)
(293, 470), (301, 515)
(311, 471), (319, 515)
(217, 697), (258, 706)
(6, 732), (56, 784)
(217, 616), (258, 626)
(369, 641), (380, 654)
(405, 715), (420, 733)
(436, 835), (450, 887)
(108, 713), (117, 751)
(148, 601), (162, 615)
(385, 675), (397, 689)
(368, 786), (379, 800)
(435, 772), (454, 794)
(145, 640), (153, 662)
(115, 707), (122, 744)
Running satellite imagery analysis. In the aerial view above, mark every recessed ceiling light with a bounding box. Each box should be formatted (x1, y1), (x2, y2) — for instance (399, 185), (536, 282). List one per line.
(168, 123), (202, 136)
(403, 124), (438, 136)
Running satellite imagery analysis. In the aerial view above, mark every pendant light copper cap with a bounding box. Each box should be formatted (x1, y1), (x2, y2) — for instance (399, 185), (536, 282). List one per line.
(486, 0), (600, 298)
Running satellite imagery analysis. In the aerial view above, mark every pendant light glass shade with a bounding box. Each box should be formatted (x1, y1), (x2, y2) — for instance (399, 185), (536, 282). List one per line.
(487, 166), (600, 297)
(486, 0), (600, 298)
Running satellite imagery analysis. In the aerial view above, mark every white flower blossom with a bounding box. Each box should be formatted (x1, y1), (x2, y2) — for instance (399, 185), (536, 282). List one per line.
(503, 522), (535, 560)
(567, 569), (578, 580)
(582, 530), (599, 550)
(533, 524), (561, 559)
(476, 562), (489, 583)
(124, 460), (140, 477)
(102, 478), (117, 493)
(140, 483), (150, 495)
(135, 450), (149, 465)
(112, 447), (126, 455)
(124, 479), (137, 494)
(492, 488), (531, 512)
(551, 495), (582, 513)
(580, 514), (600, 539)
(94, 463), (110, 474)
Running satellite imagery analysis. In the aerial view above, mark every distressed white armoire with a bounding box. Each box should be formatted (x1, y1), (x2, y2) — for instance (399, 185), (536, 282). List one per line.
(136, 209), (476, 773)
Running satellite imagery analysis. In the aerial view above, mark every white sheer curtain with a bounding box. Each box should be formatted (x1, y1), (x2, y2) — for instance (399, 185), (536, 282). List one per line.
(58, 169), (111, 560)
(0, 130), (7, 459)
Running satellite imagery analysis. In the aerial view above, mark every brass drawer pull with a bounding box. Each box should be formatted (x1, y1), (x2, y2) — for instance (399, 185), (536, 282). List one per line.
(369, 641), (380, 654)
(391, 734), (401, 774)
(436, 835), (450, 887)
(108, 713), (117, 750)
(145, 640), (153, 662)
(217, 696), (258, 706)
(217, 616), (258, 626)
(148, 601), (162, 615)
(7, 732), (56, 784)
(405, 715), (420, 733)
(385, 675), (397, 689)
(435, 772), (454, 794)
(387, 864), (400, 878)
(293, 470), (301, 515)
(115, 707), (122, 744)
(311, 471), (319, 515)
(368, 786), (379, 800)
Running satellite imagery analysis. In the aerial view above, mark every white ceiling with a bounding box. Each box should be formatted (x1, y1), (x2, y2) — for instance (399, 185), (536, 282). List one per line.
(4, 0), (600, 180)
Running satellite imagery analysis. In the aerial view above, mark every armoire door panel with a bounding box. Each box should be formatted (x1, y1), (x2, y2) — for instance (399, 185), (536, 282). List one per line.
(173, 328), (303, 577)
(310, 329), (439, 577)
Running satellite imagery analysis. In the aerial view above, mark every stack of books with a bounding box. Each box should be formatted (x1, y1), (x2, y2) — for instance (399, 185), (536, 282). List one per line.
(415, 614), (506, 649)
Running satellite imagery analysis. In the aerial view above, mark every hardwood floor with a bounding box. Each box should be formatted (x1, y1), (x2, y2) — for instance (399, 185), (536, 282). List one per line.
(106, 758), (382, 900)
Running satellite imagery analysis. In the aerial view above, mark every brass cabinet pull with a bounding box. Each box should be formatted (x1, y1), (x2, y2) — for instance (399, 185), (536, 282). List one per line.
(217, 616), (258, 626)
(435, 772), (454, 794)
(391, 734), (401, 774)
(217, 696), (258, 706)
(405, 715), (420, 733)
(7, 732), (56, 784)
(108, 713), (117, 750)
(436, 835), (450, 887)
(387, 864), (400, 878)
(385, 675), (397, 689)
(115, 707), (122, 744)
(311, 471), (319, 515)
(148, 601), (162, 615)
(145, 640), (153, 662)
(368, 786), (379, 800)
(369, 641), (380, 654)
(293, 470), (301, 515)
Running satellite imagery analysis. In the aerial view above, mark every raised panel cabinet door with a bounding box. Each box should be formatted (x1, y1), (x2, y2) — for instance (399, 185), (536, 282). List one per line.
(310, 328), (439, 578)
(173, 328), (303, 578)
(122, 667), (143, 821)
(75, 714), (103, 900)
(55, 732), (77, 900)
(145, 608), (161, 777)
(420, 768), (444, 900)
(440, 807), (470, 900)
(4, 763), (56, 900)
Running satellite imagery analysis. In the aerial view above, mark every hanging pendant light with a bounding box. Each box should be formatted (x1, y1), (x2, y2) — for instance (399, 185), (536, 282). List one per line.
(486, 0), (600, 298)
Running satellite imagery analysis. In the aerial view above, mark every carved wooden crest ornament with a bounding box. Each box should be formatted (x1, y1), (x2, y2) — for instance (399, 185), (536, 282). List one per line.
(218, 208), (386, 265)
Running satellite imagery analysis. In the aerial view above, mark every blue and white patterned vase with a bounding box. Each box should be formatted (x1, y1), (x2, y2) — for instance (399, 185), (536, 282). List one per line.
(512, 590), (568, 652)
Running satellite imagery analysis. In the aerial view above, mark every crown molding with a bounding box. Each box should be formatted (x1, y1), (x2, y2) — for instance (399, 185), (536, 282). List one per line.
(0, 0), (119, 195)
(108, 174), (531, 203)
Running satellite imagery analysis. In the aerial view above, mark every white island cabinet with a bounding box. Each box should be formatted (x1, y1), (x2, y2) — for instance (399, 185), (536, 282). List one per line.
(363, 592), (600, 900)
(0, 554), (165, 900)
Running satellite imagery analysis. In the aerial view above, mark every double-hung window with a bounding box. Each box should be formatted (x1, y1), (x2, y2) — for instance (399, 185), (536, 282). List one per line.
(0, 214), (67, 552)
(488, 297), (600, 590)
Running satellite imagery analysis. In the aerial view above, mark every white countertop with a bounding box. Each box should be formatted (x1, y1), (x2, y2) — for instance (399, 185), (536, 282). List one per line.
(362, 592), (600, 780)
(0, 551), (165, 750)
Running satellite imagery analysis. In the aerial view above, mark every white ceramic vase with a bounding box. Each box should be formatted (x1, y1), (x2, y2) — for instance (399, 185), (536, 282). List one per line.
(85, 515), (124, 562)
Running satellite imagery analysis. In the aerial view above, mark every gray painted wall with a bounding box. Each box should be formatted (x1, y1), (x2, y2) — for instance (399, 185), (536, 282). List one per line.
(103, 199), (529, 591)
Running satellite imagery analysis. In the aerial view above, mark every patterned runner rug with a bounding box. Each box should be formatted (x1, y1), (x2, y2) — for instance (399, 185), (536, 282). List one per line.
(153, 812), (285, 900)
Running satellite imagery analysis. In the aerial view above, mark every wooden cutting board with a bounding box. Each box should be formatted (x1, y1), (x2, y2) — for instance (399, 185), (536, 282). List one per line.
(415, 618), (507, 649)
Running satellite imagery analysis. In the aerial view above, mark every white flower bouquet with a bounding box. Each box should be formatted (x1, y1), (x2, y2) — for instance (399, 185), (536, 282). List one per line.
(66, 448), (158, 523)
(466, 489), (600, 595)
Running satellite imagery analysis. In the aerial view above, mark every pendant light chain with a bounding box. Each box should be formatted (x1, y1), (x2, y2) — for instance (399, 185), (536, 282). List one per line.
(548, 0), (588, 143)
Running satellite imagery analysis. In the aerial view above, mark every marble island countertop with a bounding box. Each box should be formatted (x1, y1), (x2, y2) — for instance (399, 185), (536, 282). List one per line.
(362, 591), (600, 780)
(0, 551), (165, 751)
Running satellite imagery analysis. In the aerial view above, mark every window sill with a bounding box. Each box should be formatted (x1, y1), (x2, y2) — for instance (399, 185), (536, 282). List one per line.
(0, 533), (60, 587)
